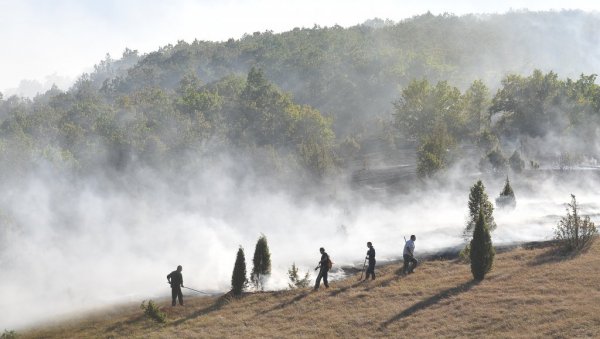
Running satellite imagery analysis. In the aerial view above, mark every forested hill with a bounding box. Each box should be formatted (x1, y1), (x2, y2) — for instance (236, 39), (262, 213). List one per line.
(1, 10), (600, 184)
(94, 10), (600, 135)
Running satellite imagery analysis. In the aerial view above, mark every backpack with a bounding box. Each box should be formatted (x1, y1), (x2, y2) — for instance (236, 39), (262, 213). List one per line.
(327, 257), (333, 270)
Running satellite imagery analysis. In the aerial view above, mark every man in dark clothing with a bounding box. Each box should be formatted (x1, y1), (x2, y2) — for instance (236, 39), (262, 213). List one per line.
(365, 241), (376, 280)
(167, 265), (184, 306)
(314, 247), (330, 290)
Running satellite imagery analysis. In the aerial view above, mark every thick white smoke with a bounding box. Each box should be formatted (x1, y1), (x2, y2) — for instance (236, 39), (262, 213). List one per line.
(1, 155), (599, 330)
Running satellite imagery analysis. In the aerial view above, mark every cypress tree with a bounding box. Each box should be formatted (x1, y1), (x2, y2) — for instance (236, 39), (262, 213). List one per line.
(251, 234), (271, 290)
(496, 176), (516, 209)
(231, 246), (247, 296)
(465, 180), (496, 240)
(470, 209), (495, 280)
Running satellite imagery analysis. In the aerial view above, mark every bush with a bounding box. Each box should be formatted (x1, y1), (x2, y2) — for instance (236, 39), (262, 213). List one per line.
(231, 246), (248, 296)
(251, 234), (271, 291)
(140, 300), (166, 323)
(470, 210), (495, 280)
(555, 194), (598, 252)
(288, 263), (310, 289)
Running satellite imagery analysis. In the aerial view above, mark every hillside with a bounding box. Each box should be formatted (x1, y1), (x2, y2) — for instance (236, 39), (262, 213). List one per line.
(22, 240), (600, 338)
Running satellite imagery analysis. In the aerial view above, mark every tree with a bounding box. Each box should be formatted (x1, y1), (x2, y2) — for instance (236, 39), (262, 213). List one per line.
(251, 234), (271, 290)
(416, 123), (455, 178)
(470, 209), (495, 280)
(231, 246), (248, 296)
(555, 195), (598, 252)
(465, 180), (496, 240)
(287, 263), (310, 289)
(496, 176), (516, 209)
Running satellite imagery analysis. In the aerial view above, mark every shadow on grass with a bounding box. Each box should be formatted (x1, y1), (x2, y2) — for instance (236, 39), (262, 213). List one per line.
(105, 314), (146, 333)
(379, 280), (479, 329)
(258, 291), (311, 316)
(170, 293), (232, 326)
(329, 280), (365, 297)
(527, 240), (593, 266)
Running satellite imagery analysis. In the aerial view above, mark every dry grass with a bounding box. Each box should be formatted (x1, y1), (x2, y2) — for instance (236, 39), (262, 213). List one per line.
(23, 240), (600, 338)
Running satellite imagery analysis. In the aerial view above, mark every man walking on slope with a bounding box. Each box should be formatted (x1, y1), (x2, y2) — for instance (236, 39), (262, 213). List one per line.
(403, 235), (418, 274)
(167, 265), (184, 306)
(365, 242), (376, 280)
(314, 247), (330, 290)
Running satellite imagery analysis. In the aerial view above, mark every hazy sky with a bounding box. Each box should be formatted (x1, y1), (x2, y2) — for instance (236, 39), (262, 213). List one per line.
(1, 0), (599, 94)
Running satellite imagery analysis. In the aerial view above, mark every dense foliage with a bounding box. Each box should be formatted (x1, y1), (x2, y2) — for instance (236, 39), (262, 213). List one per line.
(1, 11), (600, 184)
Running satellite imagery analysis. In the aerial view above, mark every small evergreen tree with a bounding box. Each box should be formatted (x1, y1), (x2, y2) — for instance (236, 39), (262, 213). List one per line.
(465, 180), (496, 240)
(555, 195), (598, 252)
(470, 209), (495, 280)
(496, 176), (516, 209)
(287, 263), (310, 289)
(251, 234), (271, 291)
(231, 246), (248, 296)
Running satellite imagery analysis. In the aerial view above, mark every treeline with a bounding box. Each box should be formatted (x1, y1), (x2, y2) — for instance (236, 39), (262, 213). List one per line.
(80, 10), (600, 137)
(1, 11), (600, 183)
(0, 68), (334, 180)
(394, 70), (600, 177)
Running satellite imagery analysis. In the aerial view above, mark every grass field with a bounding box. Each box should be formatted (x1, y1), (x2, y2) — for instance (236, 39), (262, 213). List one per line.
(22, 240), (600, 338)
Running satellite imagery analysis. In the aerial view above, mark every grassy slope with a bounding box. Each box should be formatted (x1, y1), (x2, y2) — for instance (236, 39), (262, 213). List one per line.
(24, 241), (600, 338)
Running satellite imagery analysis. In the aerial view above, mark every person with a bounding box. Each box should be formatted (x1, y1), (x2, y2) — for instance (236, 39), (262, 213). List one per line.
(314, 247), (330, 290)
(167, 265), (184, 306)
(403, 235), (418, 274)
(365, 241), (376, 280)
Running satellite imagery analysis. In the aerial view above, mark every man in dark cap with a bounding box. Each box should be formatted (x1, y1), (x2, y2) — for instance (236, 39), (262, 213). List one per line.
(167, 265), (184, 306)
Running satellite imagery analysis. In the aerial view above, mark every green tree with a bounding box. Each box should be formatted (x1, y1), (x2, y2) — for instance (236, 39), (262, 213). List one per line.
(555, 195), (598, 252)
(231, 246), (248, 296)
(251, 234), (272, 291)
(470, 209), (495, 280)
(465, 180), (496, 240)
(463, 79), (491, 138)
(496, 176), (516, 209)
(416, 124), (455, 178)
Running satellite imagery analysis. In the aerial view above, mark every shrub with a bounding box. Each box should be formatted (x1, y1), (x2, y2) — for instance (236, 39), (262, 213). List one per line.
(470, 209), (495, 280)
(288, 263), (310, 289)
(231, 246), (248, 296)
(140, 300), (166, 323)
(555, 194), (598, 252)
(251, 234), (271, 291)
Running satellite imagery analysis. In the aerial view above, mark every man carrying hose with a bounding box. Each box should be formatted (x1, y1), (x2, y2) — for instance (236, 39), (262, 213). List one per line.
(167, 265), (184, 306)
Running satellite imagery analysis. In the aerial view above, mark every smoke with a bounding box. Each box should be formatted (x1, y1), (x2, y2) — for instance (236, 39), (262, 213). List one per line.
(1, 148), (600, 330)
